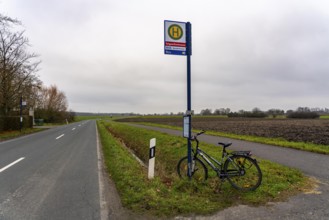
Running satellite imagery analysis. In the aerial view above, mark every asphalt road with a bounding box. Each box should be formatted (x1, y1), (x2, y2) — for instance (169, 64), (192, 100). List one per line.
(127, 124), (329, 220)
(2, 121), (328, 220)
(0, 121), (108, 220)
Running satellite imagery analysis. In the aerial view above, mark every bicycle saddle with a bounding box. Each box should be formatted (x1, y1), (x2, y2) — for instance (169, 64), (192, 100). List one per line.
(218, 142), (232, 148)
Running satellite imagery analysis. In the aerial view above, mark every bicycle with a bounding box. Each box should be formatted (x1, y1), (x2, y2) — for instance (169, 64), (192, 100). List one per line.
(177, 131), (262, 191)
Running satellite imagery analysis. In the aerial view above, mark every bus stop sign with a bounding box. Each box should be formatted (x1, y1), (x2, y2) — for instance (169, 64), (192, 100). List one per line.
(164, 20), (187, 56)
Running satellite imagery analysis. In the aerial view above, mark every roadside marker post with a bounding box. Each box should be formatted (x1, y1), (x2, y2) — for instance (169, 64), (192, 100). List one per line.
(164, 20), (193, 179)
(148, 138), (156, 179)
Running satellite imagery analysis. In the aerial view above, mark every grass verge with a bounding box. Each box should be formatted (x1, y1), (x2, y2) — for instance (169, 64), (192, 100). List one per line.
(0, 128), (43, 141)
(97, 120), (313, 217)
(132, 122), (329, 155)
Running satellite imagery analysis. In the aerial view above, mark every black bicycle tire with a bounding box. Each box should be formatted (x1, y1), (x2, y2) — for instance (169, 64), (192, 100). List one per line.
(224, 155), (262, 191)
(177, 156), (208, 182)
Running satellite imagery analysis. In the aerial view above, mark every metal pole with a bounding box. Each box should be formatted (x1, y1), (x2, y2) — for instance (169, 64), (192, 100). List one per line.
(186, 22), (192, 178)
(20, 96), (22, 132)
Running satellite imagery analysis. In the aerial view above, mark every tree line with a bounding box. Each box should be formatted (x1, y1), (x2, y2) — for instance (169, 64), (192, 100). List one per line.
(199, 107), (328, 119)
(0, 14), (73, 131)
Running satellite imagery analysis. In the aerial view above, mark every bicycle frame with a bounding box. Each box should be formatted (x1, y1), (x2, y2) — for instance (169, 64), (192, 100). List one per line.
(196, 148), (222, 173)
(191, 133), (242, 179)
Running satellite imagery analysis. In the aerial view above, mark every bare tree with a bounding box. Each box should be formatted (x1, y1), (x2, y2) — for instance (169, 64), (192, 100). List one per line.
(200, 108), (212, 115)
(0, 15), (40, 116)
(214, 108), (231, 115)
(34, 85), (68, 122)
(46, 85), (68, 112)
(0, 14), (20, 26)
(267, 109), (284, 118)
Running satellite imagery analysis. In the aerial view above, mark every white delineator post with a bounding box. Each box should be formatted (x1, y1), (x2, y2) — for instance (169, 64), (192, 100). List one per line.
(148, 138), (156, 179)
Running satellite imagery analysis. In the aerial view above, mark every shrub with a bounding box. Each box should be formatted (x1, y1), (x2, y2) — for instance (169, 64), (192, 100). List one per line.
(287, 111), (320, 119)
(0, 116), (33, 131)
(227, 111), (268, 118)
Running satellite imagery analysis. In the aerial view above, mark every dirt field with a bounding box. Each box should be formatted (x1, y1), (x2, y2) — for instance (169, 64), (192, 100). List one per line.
(117, 117), (329, 145)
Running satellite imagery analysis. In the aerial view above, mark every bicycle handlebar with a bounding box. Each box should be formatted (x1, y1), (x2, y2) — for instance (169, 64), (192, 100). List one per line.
(196, 130), (205, 136)
(191, 130), (206, 141)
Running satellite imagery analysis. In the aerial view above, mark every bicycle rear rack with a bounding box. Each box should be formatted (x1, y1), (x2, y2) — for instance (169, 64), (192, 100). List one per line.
(231, 151), (251, 156)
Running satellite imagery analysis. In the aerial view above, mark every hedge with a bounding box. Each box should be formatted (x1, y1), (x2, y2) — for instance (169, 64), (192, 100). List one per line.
(0, 116), (33, 131)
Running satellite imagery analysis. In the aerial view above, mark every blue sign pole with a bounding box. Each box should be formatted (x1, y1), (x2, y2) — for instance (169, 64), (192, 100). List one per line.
(186, 22), (192, 178)
(164, 20), (192, 178)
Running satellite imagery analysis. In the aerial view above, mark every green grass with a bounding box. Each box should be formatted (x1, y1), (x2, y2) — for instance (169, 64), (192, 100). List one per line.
(133, 122), (329, 155)
(97, 120), (312, 217)
(0, 128), (43, 141)
(75, 115), (114, 121)
(75, 115), (134, 122)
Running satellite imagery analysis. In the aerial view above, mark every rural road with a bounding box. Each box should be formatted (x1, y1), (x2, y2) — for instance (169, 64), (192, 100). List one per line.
(1, 121), (328, 220)
(0, 121), (116, 220)
(127, 124), (329, 220)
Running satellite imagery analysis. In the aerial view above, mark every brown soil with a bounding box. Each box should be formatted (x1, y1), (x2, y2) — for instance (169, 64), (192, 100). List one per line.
(117, 117), (329, 145)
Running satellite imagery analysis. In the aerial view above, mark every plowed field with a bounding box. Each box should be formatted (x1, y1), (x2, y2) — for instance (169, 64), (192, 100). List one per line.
(117, 117), (329, 145)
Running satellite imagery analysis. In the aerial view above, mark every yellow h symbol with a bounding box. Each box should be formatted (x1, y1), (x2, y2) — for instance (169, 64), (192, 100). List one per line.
(168, 24), (183, 40)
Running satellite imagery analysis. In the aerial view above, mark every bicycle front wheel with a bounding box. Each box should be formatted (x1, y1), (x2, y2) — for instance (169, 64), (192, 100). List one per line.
(224, 155), (262, 191)
(177, 156), (208, 182)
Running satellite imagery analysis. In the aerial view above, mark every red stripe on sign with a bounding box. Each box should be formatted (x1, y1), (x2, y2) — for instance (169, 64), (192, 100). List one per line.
(165, 42), (186, 47)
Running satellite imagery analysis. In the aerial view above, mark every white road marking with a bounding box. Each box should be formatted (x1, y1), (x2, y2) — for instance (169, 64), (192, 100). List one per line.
(0, 157), (25, 173)
(56, 134), (65, 140)
(72, 128), (76, 131)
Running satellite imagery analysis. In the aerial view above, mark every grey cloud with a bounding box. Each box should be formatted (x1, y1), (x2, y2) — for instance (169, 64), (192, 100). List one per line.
(3, 0), (329, 113)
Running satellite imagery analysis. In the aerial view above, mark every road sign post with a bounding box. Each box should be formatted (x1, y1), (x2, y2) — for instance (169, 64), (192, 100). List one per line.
(20, 96), (23, 132)
(186, 22), (192, 178)
(148, 138), (156, 179)
(164, 20), (193, 178)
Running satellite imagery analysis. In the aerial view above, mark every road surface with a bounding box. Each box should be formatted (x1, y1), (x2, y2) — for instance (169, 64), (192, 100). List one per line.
(0, 121), (109, 220)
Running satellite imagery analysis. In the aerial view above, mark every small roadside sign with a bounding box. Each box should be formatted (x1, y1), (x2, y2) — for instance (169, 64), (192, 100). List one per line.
(164, 20), (187, 55)
(183, 115), (190, 138)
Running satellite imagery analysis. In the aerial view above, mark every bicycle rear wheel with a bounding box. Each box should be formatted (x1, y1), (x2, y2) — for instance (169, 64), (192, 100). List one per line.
(177, 156), (208, 182)
(224, 155), (262, 191)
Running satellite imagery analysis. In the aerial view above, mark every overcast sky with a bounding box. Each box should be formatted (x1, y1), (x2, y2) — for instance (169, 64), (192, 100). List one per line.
(1, 0), (329, 114)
